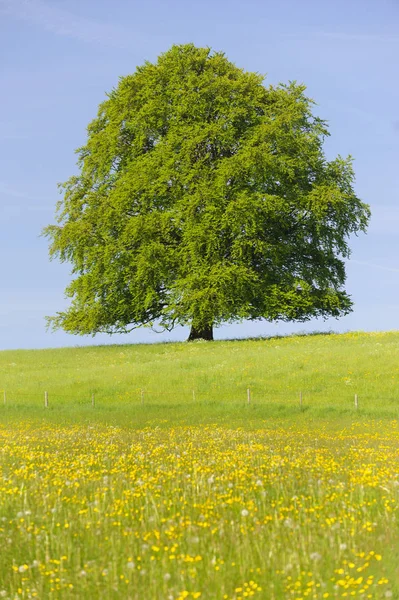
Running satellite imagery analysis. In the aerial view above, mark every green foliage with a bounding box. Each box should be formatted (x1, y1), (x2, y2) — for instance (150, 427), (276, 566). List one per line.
(44, 44), (370, 336)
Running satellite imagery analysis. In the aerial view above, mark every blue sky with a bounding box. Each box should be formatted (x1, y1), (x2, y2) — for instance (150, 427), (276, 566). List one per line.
(0, 0), (398, 350)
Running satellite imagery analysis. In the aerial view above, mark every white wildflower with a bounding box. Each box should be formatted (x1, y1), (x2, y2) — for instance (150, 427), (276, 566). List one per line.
(310, 552), (321, 561)
(284, 518), (293, 528)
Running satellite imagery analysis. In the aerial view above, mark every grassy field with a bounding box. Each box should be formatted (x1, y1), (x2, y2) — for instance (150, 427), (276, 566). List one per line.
(1, 330), (399, 422)
(1, 331), (399, 599)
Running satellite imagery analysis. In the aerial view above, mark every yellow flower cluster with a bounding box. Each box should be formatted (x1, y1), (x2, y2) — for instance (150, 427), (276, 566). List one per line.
(0, 420), (397, 598)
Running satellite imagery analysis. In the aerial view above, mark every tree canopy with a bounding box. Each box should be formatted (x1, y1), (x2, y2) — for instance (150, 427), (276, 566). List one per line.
(44, 44), (370, 341)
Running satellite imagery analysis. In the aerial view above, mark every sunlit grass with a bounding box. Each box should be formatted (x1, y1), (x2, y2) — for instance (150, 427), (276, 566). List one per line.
(0, 421), (398, 599)
(0, 331), (399, 419)
(1, 332), (399, 598)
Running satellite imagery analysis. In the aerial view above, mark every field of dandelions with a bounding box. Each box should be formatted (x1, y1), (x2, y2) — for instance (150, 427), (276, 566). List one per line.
(1, 421), (399, 599)
(1, 332), (399, 598)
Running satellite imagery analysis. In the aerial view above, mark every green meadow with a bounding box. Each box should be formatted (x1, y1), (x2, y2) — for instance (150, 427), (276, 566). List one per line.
(0, 330), (399, 424)
(1, 332), (399, 599)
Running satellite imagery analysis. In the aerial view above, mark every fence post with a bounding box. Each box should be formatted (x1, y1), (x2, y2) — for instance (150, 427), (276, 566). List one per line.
(91, 392), (95, 408)
(141, 389), (144, 405)
(354, 393), (358, 410)
(247, 388), (251, 405)
(192, 389), (195, 402)
(299, 391), (303, 410)
(44, 391), (48, 408)
(3, 391), (6, 406)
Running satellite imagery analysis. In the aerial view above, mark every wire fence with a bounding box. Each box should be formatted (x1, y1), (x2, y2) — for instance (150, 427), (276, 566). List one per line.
(0, 386), (398, 412)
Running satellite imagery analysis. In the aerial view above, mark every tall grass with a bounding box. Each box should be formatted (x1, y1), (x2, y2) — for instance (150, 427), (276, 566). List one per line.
(1, 332), (399, 598)
(0, 421), (398, 599)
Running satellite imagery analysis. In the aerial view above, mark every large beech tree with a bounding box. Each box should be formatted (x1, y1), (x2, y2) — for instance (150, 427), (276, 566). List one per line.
(44, 44), (370, 341)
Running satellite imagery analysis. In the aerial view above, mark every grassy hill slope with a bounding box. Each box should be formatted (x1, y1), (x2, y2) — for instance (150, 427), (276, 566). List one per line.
(1, 331), (399, 422)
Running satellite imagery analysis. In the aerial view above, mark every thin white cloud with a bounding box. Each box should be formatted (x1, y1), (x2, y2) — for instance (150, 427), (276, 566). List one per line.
(350, 259), (399, 274)
(0, 133), (29, 141)
(0, 302), (56, 315)
(0, 121), (30, 141)
(322, 100), (388, 133)
(0, 182), (32, 200)
(285, 29), (399, 45)
(314, 31), (399, 43)
(368, 205), (399, 235)
(0, 183), (54, 220)
(0, 0), (134, 49)
(0, 181), (51, 203)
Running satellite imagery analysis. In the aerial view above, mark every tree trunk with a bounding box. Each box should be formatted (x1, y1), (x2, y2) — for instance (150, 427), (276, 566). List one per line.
(188, 323), (214, 341)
